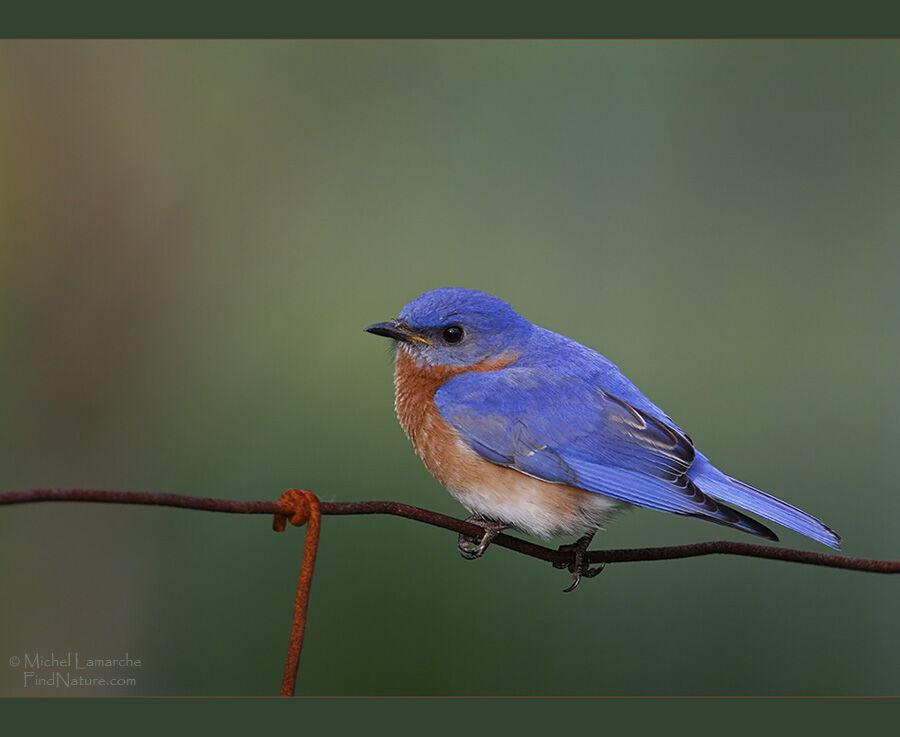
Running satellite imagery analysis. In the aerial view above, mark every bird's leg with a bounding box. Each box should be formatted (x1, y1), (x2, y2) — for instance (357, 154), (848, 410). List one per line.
(553, 531), (606, 592)
(457, 515), (509, 560)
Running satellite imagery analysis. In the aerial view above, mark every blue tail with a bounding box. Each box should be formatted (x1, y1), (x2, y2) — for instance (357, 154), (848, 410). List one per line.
(688, 456), (842, 550)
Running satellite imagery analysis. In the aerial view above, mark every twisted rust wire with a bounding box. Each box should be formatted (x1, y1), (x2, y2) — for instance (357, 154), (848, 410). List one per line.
(271, 489), (320, 697)
(1, 487), (898, 696)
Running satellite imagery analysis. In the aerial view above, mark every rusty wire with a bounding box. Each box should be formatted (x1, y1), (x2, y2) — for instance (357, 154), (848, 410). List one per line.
(271, 489), (321, 697)
(1, 487), (898, 696)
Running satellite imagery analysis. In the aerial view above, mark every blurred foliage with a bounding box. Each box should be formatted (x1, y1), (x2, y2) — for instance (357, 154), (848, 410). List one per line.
(0, 41), (897, 695)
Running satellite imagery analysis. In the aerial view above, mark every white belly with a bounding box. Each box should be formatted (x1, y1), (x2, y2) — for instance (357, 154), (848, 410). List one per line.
(445, 438), (626, 540)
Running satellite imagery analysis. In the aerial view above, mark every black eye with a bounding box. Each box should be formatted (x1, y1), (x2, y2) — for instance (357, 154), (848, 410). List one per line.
(442, 325), (464, 344)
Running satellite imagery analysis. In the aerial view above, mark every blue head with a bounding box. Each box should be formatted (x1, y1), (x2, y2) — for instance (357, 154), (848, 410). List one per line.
(365, 288), (533, 367)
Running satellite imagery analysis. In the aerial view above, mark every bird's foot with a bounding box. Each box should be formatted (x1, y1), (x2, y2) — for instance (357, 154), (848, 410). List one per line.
(553, 532), (606, 592)
(458, 515), (509, 560)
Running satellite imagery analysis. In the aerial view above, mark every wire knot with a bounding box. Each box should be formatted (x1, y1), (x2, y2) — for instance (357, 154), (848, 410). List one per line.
(273, 488), (315, 531)
(270, 488), (322, 696)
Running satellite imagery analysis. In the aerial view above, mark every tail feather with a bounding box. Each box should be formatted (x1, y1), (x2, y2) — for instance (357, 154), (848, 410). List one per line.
(689, 459), (841, 550)
(683, 507), (779, 542)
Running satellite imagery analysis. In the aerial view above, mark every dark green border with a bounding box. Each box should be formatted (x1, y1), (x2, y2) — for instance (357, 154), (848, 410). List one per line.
(2, 0), (899, 38)
(3, 697), (899, 731)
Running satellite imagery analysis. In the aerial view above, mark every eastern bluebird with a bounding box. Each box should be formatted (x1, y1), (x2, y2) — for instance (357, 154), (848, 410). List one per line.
(366, 288), (840, 590)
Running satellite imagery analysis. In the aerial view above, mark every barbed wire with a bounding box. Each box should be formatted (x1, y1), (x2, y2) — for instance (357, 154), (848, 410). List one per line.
(1, 487), (897, 695)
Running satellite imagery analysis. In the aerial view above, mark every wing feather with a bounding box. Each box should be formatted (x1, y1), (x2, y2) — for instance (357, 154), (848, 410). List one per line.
(435, 367), (777, 540)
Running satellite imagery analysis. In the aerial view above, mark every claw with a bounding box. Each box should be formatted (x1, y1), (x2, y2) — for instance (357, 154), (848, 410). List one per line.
(458, 542), (480, 560)
(457, 532), (484, 559)
(554, 531), (605, 593)
(562, 561), (606, 593)
(457, 515), (508, 560)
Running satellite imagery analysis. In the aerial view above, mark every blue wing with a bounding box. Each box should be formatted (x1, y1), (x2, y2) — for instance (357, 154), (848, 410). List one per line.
(435, 367), (779, 540)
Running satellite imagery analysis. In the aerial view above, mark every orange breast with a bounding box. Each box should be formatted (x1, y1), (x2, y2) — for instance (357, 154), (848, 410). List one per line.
(392, 347), (515, 485)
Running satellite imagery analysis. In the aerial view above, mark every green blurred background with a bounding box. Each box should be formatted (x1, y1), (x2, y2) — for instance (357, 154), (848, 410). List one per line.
(0, 41), (897, 696)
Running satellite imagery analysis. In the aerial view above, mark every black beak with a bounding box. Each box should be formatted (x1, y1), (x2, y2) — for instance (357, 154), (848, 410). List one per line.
(364, 320), (413, 342)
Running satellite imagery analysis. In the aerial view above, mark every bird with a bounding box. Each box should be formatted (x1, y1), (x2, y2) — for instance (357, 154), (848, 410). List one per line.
(365, 287), (841, 591)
